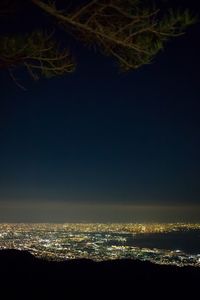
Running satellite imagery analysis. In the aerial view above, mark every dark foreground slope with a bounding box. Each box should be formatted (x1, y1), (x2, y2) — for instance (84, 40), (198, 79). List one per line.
(0, 249), (199, 299)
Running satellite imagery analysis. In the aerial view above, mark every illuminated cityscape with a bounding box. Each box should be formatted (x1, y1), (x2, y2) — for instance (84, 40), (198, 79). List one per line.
(0, 223), (200, 267)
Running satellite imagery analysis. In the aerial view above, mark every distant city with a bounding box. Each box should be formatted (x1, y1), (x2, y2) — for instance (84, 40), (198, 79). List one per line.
(0, 223), (200, 267)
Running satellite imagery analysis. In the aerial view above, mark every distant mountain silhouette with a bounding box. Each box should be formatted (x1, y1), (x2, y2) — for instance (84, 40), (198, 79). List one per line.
(0, 249), (199, 299)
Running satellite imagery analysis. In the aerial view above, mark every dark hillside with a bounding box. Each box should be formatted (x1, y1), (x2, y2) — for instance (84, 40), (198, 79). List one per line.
(0, 249), (199, 299)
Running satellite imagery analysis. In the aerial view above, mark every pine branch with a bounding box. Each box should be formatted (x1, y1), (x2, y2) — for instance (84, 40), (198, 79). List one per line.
(0, 31), (76, 81)
(32, 0), (196, 71)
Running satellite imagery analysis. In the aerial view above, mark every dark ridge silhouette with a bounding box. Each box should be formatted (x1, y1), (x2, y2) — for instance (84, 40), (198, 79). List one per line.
(0, 249), (199, 299)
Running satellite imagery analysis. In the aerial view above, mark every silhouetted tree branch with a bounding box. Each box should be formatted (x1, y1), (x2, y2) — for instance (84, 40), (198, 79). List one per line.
(32, 0), (196, 71)
(0, 31), (75, 83)
(0, 0), (197, 87)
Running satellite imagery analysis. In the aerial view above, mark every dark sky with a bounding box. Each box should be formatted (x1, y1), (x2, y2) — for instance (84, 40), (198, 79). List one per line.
(0, 0), (200, 222)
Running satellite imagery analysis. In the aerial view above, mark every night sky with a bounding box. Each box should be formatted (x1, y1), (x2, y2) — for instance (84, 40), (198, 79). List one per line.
(0, 0), (200, 222)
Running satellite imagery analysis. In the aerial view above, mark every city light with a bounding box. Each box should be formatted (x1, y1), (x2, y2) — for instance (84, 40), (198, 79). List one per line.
(0, 223), (200, 267)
